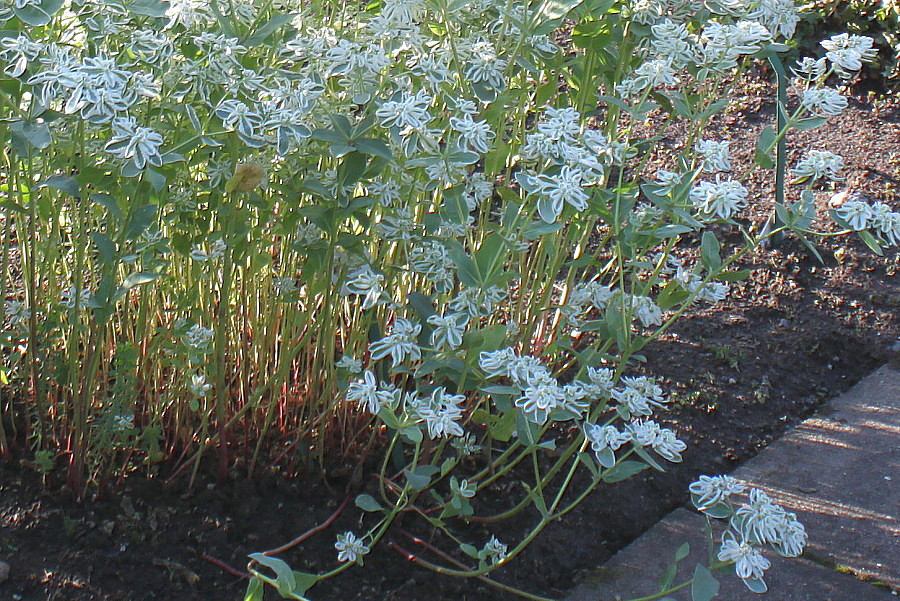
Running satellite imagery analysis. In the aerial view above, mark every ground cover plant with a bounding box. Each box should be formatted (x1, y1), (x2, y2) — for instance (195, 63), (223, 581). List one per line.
(796, 0), (900, 87)
(0, 0), (897, 599)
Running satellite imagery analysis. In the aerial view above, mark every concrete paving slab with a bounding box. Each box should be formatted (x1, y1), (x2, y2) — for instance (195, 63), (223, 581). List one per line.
(566, 364), (899, 601)
(731, 364), (899, 591)
(566, 509), (896, 601)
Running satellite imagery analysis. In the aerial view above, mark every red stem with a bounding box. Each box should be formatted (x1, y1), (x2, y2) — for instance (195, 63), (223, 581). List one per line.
(260, 494), (351, 556)
(201, 554), (250, 579)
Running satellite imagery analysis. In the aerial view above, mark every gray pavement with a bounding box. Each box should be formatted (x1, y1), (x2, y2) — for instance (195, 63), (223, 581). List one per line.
(567, 363), (899, 601)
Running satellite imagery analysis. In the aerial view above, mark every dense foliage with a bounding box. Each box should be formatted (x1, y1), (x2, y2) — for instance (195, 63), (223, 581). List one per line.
(797, 0), (900, 86)
(0, 0), (895, 598)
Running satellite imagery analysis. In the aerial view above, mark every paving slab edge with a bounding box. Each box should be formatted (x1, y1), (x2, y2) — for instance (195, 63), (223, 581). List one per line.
(565, 362), (900, 601)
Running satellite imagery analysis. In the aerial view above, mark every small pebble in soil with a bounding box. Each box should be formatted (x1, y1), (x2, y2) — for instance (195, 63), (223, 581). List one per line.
(0, 560), (9, 583)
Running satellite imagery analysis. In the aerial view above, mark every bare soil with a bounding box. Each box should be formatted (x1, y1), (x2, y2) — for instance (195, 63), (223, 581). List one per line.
(1, 81), (898, 601)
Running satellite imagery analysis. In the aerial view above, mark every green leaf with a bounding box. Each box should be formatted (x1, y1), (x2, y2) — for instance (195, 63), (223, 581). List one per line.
(601, 460), (648, 482)
(243, 576), (264, 601)
(471, 81), (497, 103)
(577, 452), (600, 478)
(407, 291), (436, 320)
(39, 175), (79, 196)
(122, 271), (160, 289)
(404, 467), (433, 491)
(514, 409), (540, 447)
(522, 220), (563, 239)
(145, 168), (167, 192)
(742, 575), (767, 593)
(484, 139), (511, 175)
(440, 457), (456, 477)
(90, 193), (124, 221)
(655, 280), (689, 311)
(310, 128), (347, 144)
(598, 94), (650, 119)
(91, 232), (117, 267)
(717, 269), (750, 282)
(523, 482), (549, 516)
(474, 233), (508, 285)
(754, 125), (776, 169)
(698, 97), (729, 120)
(675, 542), (691, 561)
(793, 116), (827, 131)
(653, 224), (694, 238)
(291, 571), (320, 596)
(460, 543), (480, 559)
(480, 385), (519, 396)
(857, 229), (884, 256)
(696, 501), (731, 519)
(122, 205), (157, 241)
(127, 0), (169, 17)
(13, 0), (63, 25)
(9, 120), (52, 151)
(327, 142), (355, 159)
(700, 230), (721, 272)
(248, 554), (296, 598)
(633, 445), (666, 472)
(355, 494), (384, 512)
(444, 240), (480, 287)
(244, 12), (294, 46)
(338, 152), (368, 187)
(354, 138), (393, 160)
(377, 405), (400, 429)
(400, 425), (423, 443)
(490, 409), (516, 442)
(691, 564), (720, 601)
(448, 150), (480, 165)
(658, 560), (677, 592)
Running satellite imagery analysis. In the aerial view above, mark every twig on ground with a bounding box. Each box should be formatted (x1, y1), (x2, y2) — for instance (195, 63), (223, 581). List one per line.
(260, 494), (351, 556)
(201, 554), (250, 580)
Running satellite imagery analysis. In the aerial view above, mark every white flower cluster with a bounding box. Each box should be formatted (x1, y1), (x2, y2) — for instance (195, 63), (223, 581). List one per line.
(190, 239), (226, 262)
(835, 198), (900, 246)
(345, 370), (467, 440)
(346, 370), (395, 415)
(189, 373), (212, 397)
(59, 286), (92, 310)
(691, 476), (807, 592)
(479, 348), (596, 424)
(479, 349), (684, 466)
(612, 375), (668, 419)
(790, 150), (844, 184)
(621, 0), (799, 96)
(676, 137), (750, 222)
(480, 535), (508, 565)
(689, 177), (748, 221)
(408, 240), (457, 292)
(793, 34), (878, 119)
(183, 324), (214, 351)
(410, 387), (466, 439)
(369, 317), (422, 367)
(584, 418), (687, 466)
(342, 265), (387, 310)
(5, 299), (31, 326)
(335, 531), (370, 564)
(517, 106), (627, 223)
(675, 267), (730, 304)
(821, 33), (878, 79)
(562, 284), (665, 329)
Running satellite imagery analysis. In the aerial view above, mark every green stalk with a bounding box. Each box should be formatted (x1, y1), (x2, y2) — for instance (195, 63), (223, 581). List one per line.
(214, 193), (239, 481)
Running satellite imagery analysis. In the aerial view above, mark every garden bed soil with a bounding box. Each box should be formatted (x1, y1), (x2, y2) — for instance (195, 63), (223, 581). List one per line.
(1, 83), (898, 601)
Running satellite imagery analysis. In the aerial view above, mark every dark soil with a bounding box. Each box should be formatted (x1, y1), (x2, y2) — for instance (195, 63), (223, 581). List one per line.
(1, 82), (898, 601)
